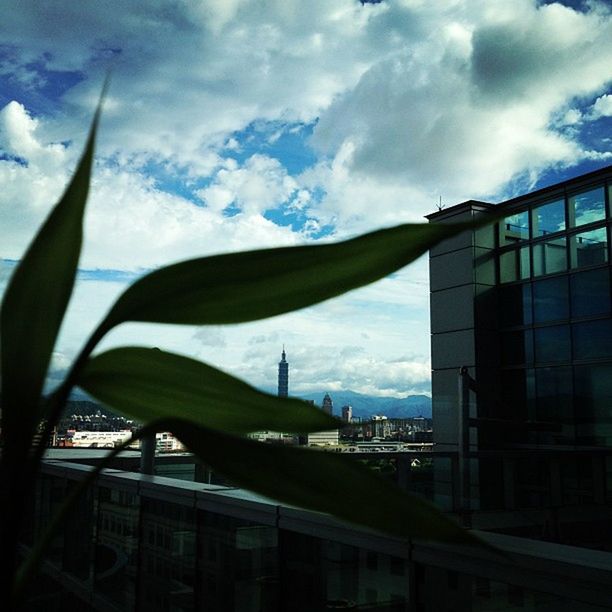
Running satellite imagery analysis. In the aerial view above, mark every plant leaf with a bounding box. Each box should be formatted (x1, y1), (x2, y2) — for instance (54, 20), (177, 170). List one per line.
(98, 222), (464, 329)
(160, 417), (481, 546)
(77, 347), (338, 434)
(0, 91), (104, 452)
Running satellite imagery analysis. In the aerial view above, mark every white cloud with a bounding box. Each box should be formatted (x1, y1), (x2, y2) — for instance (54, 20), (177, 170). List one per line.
(1, 1), (611, 397)
(590, 94), (612, 119)
(198, 154), (297, 215)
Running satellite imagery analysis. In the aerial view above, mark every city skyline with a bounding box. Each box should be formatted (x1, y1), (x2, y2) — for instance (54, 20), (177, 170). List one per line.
(0, 1), (611, 398)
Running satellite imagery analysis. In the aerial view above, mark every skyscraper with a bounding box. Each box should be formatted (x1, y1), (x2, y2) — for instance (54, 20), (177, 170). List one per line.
(322, 393), (333, 416)
(278, 347), (288, 397)
(341, 404), (352, 423)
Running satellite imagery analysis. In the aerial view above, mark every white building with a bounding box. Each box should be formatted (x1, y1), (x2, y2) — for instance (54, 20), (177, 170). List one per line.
(307, 429), (339, 447)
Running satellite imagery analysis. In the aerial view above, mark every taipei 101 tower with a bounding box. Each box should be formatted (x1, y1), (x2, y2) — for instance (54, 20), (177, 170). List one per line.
(278, 347), (289, 397)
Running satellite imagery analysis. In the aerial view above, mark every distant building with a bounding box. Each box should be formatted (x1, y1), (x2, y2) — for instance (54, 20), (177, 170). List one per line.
(341, 404), (352, 422)
(308, 394), (338, 446)
(307, 429), (339, 446)
(278, 347), (288, 397)
(322, 393), (333, 415)
(371, 415), (390, 438)
(70, 430), (133, 448)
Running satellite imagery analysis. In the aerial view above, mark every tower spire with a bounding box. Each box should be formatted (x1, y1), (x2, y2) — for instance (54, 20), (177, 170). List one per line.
(278, 347), (289, 397)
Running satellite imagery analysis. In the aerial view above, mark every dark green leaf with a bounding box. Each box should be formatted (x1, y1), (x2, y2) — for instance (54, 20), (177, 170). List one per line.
(78, 347), (338, 434)
(162, 418), (481, 546)
(98, 222), (464, 329)
(0, 91), (104, 451)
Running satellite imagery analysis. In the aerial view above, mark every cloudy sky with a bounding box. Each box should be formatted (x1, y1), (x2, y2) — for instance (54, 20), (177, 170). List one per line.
(1, 0), (611, 399)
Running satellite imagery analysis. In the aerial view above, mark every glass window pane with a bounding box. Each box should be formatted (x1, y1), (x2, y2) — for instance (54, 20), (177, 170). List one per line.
(532, 198), (565, 236)
(95, 487), (141, 609)
(499, 247), (530, 283)
(570, 227), (608, 268)
(535, 367), (573, 443)
(533, 277), (569, 323)
(499, 283), (532, 327)
(570, 268), (611, 318)
(574, 364), (612, 446)
(500, 210), (529, 245)
(534, 325), (570, 363)
(569, 186), (605, 227)
(573, 320), (612, 360)
(501, 330), (533, 365)
(499, 250), (517, 283)
(533, 236), (567, 276)
(536, 367), (572, 420)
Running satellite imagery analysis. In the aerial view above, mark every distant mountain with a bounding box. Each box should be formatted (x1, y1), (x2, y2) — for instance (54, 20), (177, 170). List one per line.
(299, 390), (431, 419)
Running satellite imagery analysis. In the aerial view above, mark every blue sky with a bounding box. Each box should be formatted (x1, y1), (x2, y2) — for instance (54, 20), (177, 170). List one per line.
(0, 0), (611, 398)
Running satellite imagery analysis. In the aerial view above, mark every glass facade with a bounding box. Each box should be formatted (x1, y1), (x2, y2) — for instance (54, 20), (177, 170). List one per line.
(495, 176), (612, 449)
(26, 463), (612, 612)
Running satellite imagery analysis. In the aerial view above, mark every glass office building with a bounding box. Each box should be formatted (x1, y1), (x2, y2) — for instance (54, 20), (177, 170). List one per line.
(428, 165), (612, 535)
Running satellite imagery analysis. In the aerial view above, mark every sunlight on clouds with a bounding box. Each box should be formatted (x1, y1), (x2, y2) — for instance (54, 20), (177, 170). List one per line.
(1, 0), (611, 396)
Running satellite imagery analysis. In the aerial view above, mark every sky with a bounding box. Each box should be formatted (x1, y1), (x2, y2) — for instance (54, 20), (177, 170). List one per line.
(0, 0), (611, 400)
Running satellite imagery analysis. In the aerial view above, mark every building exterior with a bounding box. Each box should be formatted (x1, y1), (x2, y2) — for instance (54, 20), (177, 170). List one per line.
(428, 164), (612, 528)
(308, 393), (340, 446)
(371, 415), (390, 439)
(277, 348), (288, 397)
(29, 453), (612, 610)
(341, 404), (353, 422)
(322, 392), (333, 415)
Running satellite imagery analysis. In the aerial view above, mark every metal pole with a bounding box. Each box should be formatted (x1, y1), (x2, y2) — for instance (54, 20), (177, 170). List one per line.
(458, 366), (471, 526)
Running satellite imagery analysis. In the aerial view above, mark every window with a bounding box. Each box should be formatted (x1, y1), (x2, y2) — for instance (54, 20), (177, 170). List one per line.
(501, 330), (533, 365)
(570, 268), (610, 318)
(533, 236), (567, 276)
(570, 227), (608, 269)
(533, 277), (569, 323)
(574, 364), (612, 446)
(499, 247), (530, 283)
(499, 283), (532, 327)
(534, 325), (571, 363)
(569, 186), (605, 227)
(500, 211), (529, 245)
(532, 198), (565, 236)
(536, 367), (573, 425)
(573, 320), (612, 360)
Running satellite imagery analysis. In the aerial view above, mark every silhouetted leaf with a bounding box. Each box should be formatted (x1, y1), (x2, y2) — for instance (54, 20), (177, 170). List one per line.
(0, 92), (104, 455)
(97, 222), (464, 330)
(78, 347), (338, 434)
(162, 418), (481, 546)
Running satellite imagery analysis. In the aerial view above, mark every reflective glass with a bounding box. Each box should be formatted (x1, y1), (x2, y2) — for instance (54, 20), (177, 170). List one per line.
(532, 198), (565, 236)
(198, 511), (278, 612)
(500, 369), (535, 425)
(280, 532), (409, 611)
(499, 247), (530, 283)
(140, 499), (195, 612)
(574, 364), (612, 446)
(535, 367), (574, 443)
(573, 320), (612, 360)
(532, 236), (567, 276)
(570, 268), (611, 318)
(534, 325), (571, 363)
(94, 487), (140, 610)
(499, 283), (532, 327)
(533, 277), (569, 323)
(501, 330), (533, 365)
(500, 210), (529, 245)
(570, 227), (608, 268)
(569, 186), (606, 227)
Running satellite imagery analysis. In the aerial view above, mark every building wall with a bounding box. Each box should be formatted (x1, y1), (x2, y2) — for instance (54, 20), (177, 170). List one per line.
(429, 166), (612, 512)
